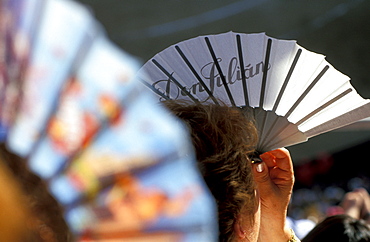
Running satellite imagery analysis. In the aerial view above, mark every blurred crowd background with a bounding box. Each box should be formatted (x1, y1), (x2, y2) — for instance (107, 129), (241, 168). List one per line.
(77, 0), (370, 226)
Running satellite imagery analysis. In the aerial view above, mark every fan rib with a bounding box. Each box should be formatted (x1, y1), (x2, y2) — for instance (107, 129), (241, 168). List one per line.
(256, 38), (273, 146)
(258, 112), (278, 148)
(295, 88), (353, 126)
(285, 65), (330, 118)
(259, 38), (272, 108)
(305, 102), (370, 138)
(204, 37), (236, 106)
(151, 59), (200, 104)
(27, 0), (47, 52)
(24, 22), (100, 161)
(259, 49), (303, 149)
(272, 49), (302, 112)
(140, 78), (171, 100)
(236, 34), (249, 107)
(174, 45), (219, 105)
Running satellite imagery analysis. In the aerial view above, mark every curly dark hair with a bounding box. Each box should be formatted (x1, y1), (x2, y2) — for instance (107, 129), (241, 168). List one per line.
(302, 214), (370, 242)
(163, 100), (259, 242)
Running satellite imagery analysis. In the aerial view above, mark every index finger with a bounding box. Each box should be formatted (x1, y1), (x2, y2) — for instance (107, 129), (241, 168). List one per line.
(267, 148), (293, 172)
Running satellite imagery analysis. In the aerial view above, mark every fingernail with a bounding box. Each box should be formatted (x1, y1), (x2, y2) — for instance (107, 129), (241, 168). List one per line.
(257, 163), (263, 173)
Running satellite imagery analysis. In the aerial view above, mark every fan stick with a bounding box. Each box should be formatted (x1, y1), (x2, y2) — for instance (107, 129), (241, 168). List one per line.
(285, 65), (329, 118)
(261, 66), (330, 148)
(151, 59), (200, 104)
(306, 101), (370, 138)
(27, 0), (46, 49)
(259, 38), (272, 108)
(174, 45), (219, 105)
(236, 34), (249, 107)
(27, 24), (100, 161)
(272, 49), (302, 112)
(259, 48), (302, 147)
(264, 126), (307, 151)
(295, 88), (353, 126)
(262, 88), (353, 149)
(258, 111), (281, 149)
(255, 38), (273, 143)
(139, 78), (171, 100)
(204, 37), (236, 106)
(253, 108), (268, 147)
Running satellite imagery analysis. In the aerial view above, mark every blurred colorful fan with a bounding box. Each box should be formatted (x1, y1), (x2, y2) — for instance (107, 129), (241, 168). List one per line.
(0, 0), (218, 241)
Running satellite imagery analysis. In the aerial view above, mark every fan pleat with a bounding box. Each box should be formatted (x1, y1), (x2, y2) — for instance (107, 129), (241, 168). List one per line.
(204, 36), (236, 106)
(175, 45), (219, 105)
(285, 65), (330, 118)
(152, 59), (200, 104)
(296, 88), (353, 126)
(272, 48), (302, 112)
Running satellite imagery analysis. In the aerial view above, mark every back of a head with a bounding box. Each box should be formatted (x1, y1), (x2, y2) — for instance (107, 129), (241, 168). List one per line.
(163, 100), (259, 242)
(0, 144), (72, 241)
(302, 214), (370, 242)
(0, 153), (31, 242)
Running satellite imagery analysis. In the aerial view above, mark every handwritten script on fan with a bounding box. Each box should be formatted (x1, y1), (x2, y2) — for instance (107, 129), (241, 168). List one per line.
(151, 57), (269, 101)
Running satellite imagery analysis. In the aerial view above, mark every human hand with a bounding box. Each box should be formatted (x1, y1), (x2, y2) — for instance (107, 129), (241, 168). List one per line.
(253, 148), (295, 241)
(341, 187), (370, 223)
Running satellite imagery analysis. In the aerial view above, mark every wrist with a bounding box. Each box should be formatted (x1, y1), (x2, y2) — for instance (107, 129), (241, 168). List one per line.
(258, 222), (293, 242)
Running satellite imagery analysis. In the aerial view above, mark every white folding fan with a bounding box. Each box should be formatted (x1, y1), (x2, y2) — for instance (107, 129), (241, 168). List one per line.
(137, 32), (370, 153)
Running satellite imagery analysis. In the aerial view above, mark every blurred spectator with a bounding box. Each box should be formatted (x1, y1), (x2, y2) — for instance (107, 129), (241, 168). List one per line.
(340, 188), (370, 224)
(301, 188), (370, 241)
(301, 214), (370, 242)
